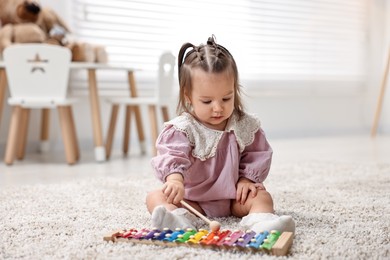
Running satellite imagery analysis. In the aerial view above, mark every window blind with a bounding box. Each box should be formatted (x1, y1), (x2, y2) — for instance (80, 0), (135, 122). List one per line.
(69, 0), (369, 93)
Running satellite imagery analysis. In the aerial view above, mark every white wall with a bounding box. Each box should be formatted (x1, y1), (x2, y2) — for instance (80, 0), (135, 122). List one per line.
(0, 1), (389, 157)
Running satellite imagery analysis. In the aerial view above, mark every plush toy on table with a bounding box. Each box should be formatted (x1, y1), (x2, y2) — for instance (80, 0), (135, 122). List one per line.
(0, 0), (41, 25)
(0, 0), (108, 62)
(0, 0), (68, 50)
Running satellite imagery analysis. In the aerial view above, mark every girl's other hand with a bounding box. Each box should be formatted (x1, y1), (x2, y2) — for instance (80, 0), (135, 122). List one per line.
(236, 178), (264, 205)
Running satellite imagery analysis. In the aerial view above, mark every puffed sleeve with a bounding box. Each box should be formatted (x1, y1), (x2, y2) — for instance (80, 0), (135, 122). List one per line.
(239, 128), (273, 183)
(150, 125), (193, 183)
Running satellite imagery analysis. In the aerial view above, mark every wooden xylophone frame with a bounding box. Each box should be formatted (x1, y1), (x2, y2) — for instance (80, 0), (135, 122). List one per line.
(104, 227), (294, 256)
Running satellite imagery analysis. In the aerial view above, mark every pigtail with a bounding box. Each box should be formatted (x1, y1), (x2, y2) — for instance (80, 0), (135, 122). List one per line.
(178, 42), (195, 81)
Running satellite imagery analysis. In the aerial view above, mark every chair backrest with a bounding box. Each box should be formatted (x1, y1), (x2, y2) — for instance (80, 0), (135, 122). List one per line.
(4, 44), (71, 106)
(157, 52), (175, 105)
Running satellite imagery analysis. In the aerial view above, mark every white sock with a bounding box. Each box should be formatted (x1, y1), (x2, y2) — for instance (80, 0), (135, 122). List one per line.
(239, 212), (295, 234)
(151, 205), (198, 230)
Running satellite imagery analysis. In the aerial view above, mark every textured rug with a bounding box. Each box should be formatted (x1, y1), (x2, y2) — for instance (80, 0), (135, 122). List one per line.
(1, 161), (389, 259)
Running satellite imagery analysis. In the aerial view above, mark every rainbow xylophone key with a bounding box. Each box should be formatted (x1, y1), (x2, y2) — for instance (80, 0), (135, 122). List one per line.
(234, 230), (256, 249)
(175, 228), (197, 243)
(186, 229), (209, 245)
(247, 230), (269, 250)
(162, 228), (185, 242)
(152, 228), (173, 240)
(208, 229), (232, 247)
(261, 230), (281, 250)
(222, 230), (245, 248)
(103, 227), (294, 256)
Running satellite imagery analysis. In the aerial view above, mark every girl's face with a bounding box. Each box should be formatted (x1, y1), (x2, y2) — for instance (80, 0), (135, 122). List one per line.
(186, 68), (235, 131)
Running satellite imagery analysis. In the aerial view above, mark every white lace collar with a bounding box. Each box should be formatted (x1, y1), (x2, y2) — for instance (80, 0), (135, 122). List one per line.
(165, 112), (260, 161)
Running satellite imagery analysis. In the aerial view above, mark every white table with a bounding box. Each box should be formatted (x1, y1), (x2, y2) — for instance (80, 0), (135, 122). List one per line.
(0, 62), (144, 162)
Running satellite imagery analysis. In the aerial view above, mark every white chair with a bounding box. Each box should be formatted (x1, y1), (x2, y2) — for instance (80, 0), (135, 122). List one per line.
(3, 44), (79, 165)
(105, 52), (175, 157)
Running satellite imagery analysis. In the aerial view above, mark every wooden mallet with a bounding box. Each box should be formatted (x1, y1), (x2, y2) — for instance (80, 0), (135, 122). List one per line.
(180, 200), (221, 232)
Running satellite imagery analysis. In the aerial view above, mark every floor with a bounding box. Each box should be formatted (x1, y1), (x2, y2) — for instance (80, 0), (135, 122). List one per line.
(0, 134), (389, 188)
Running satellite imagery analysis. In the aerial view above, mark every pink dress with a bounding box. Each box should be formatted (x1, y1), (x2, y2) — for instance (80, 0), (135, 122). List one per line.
(151, 112), (273, 217)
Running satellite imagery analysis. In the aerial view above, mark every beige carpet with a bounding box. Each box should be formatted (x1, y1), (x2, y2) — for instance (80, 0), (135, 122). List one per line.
(1, 161), (389, 259)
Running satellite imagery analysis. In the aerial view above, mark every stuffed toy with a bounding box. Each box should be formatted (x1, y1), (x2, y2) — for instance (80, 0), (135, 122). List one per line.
(0, 0), (41, 25)
(67, 42), (108, 63)
(0, 0), (108, 62)
(0, 23), (46, 55)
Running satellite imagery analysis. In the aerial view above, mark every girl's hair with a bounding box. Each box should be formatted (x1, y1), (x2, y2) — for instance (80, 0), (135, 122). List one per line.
(177, 35), (244, 118)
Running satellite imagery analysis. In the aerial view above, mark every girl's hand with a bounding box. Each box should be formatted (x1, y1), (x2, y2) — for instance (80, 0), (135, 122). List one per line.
(163, 173), (184, 204)
(236, 178), (265, 205)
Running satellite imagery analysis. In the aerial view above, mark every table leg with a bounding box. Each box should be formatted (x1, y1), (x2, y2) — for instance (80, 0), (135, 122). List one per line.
(123, 105), (132, 155)
(106, 104), (119, 159)
(40, 108), (50, 152)
(57, 106), (77, 165)
(87, 69), (106, 162)
(161, 106), (170, 122)
(4, 105), (22, 165)
(148, 105), (158, 155)
(17, 108), (30, 160)
(127, 71), (146, 154)
(0, 68), (7, 130)
(371, 47), (390, 137)
(68, 106), (80, 161)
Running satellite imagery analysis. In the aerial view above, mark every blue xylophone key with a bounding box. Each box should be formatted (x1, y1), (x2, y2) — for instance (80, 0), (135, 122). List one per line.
(247, 231), (269, 249)
(162, 228), (185, 242)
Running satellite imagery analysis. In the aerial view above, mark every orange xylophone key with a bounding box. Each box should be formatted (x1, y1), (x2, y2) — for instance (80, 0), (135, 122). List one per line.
(212, 230), (232, 246)
(199, 231), (219, 246)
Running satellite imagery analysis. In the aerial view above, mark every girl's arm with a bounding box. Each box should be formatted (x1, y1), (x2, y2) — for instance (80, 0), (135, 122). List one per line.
(236, 128), (272, 204)
(151, 126), (192, 182)
(239, 128), (273, 184)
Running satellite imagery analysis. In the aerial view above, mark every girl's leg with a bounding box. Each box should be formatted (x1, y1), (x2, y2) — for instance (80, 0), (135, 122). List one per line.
(146, 189), (205, 214)
(146, 189), (179, 212)
(231, 190), (295, 233)
(231, 189), (274, 217)
(146, 189), (203, 230)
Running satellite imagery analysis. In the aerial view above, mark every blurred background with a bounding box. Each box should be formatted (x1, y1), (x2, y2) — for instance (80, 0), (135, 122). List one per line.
(0, 0), (389, 156)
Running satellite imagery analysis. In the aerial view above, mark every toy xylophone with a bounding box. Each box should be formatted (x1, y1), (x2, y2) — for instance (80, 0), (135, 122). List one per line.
(103, 227), (294, 256)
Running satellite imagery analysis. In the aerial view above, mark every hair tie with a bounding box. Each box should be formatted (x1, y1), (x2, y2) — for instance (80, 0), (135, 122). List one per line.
(208, 34), (217, 45)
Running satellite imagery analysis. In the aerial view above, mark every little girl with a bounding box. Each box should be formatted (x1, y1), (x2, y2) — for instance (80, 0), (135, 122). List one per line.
(146, 36), (295, 234)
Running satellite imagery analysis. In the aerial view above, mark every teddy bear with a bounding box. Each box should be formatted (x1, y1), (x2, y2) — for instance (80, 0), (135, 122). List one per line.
(67, 42), (108, 63)
(0, 0), (108, 62)
(0, 23), (46, 55)
(0, 0), (41, 25)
